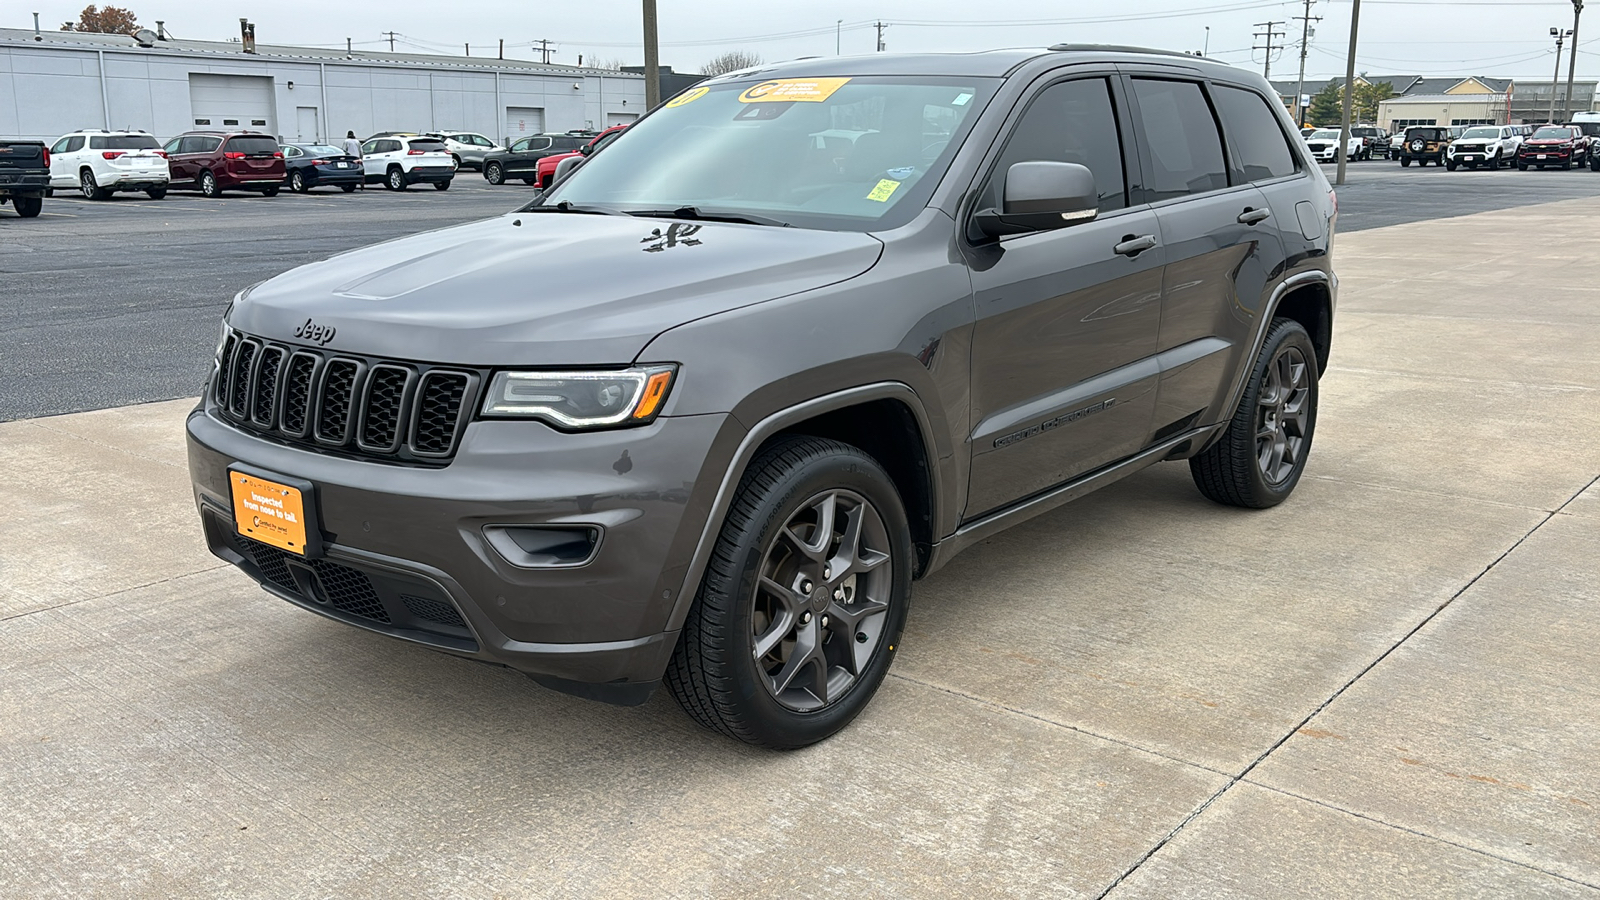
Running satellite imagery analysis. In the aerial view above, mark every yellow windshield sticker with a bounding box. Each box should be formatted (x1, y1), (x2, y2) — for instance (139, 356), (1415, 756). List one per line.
(867, 179), (901, 202)
(738, 77), (852, 104)
(665, 86), (710, 108)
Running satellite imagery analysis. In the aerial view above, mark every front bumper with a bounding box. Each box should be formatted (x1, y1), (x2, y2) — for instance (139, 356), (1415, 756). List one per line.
(187, 402), (741, 689)
(1520, 148), (1573, 163)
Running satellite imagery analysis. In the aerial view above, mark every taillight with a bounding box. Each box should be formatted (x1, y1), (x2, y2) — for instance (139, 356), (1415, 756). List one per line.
(407, 149), (425, 155)
(311, 159), (328, 166)
(102, 151), (126, 160)
(154, 150), (168, 158)
(42, 148), (50, 167)
(223, 151), (246, 159)
(1329, 189), (1338, 217)
(272, 151), (284, 159)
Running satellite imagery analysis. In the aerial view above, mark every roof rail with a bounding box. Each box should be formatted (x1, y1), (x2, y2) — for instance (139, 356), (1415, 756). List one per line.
(1047, 43), (1202, 61)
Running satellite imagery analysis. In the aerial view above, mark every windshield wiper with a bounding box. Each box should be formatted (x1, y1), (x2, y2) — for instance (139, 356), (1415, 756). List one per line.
(631, 206), (791, 228)
(524, 200), (630, 216)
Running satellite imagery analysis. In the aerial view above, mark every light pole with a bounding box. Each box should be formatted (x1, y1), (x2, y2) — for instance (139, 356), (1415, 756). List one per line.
(643, 0), (660, 110)
(1549, 26), (1572, 123)
(837, 19), (843, 55)
(1204, 26), (1210, 57)
(1563, 1), (1585, 121)
(1336, 0), (1361, 185)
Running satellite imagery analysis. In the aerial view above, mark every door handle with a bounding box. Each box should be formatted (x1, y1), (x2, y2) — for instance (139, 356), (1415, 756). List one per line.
(1114, 234), (1158, 257)
(1238, 207), (1272, 225)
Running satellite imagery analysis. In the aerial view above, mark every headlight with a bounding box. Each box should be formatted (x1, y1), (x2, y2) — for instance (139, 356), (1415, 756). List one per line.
(481, 366), (676, 429)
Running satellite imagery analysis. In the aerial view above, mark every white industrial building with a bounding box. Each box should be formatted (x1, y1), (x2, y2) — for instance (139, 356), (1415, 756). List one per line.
(0, 26), (647, 145)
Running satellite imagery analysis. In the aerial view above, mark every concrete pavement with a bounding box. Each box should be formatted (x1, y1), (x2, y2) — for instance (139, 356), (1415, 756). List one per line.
(2, 198), (1598, 898)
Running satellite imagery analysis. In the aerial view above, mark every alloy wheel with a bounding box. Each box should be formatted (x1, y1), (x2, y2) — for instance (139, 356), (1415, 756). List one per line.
(1256, 346), (1311, 486)
(752, 489), (893, 712)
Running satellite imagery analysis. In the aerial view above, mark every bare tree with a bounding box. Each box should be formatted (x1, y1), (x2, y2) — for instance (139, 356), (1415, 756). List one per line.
(702, 51), (763, 77)
(587, 56), (627, 71)
(61, 5), (140, 34)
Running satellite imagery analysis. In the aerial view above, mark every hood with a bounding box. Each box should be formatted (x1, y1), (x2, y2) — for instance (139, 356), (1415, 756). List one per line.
(228, 212), (884, 365)
(1526, 137), (1575, 145)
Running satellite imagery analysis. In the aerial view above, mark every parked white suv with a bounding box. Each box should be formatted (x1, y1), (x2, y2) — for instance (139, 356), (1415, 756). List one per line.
(1303, 129), (1363, 163)
(1447, 125), (1522, 170)
(361, 135), (457, 191)
(431, 131), (503, 170)
(48, 130), (169, 199)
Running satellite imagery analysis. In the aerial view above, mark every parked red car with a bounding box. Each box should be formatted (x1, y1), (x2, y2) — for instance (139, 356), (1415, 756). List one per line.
(162, 131), (286, 196)
(1516, 125), (1590, 170)
(533, 125), (628, 189)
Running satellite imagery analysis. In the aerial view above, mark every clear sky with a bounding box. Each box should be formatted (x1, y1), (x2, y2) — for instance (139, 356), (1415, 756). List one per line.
(32, 0), (1599, 80)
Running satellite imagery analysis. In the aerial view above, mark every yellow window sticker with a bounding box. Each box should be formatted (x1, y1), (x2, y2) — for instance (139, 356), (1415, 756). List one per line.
(867, 179), (901, 202)
(665, 86), (710, 108)
(738, 77), (852, 104)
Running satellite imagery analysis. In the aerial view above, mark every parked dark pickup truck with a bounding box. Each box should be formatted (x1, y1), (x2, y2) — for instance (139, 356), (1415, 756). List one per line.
(0, 141), (49, 217)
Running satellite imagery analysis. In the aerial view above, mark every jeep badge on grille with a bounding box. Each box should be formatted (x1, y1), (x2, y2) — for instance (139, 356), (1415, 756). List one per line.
(293, 318), (336, 346)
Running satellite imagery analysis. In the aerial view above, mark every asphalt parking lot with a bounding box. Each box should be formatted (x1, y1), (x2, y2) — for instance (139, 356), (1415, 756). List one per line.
(5, 161), (1600, 421)
(3, 170), (1600, 898)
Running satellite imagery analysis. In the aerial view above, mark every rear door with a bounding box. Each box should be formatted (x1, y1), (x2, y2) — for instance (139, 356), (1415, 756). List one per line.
(1124, 75), (1287, 436)
(965, 73), (1166, 518)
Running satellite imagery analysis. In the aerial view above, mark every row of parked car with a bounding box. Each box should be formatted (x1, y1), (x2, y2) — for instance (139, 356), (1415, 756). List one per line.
(1297, 116), (1600, 171)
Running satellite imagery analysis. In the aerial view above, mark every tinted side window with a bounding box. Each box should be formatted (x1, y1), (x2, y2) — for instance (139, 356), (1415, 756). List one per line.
(1130, 79), (1229, 201)
(980, 77), (1127, 213)
(1213, 85), (1299, 182)
(65, 136), (86, 152)
(195, 136), (223, 153)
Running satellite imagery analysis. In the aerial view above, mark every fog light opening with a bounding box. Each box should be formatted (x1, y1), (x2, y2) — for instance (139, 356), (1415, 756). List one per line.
(484, 525), (602, 568)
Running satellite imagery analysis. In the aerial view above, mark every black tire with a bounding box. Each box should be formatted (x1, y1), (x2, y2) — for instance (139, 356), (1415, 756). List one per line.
(1591, 157), (1600, 172)
(1561, 159), (1573, 171)
(200, 170), (220, 197)
(485, 162), (504, 185)
(145, 187), (166, 200)
(13, 194), (42, 217)
(1190, 318), (1320, 509)
(1447, 160), (1458, 171)
(290, 170), (308, 193)
(387, 167), (407, 191)
(434, 179), (451, 191)
(341, 183), (358, 192)
(1401, 157), (1411, 167)
(1519, 161), (1529, 171)
(522, 178), (538, 185)
(665, 436), (913, 749)
(80, 169), (110, 200)
(261, 186), (280, 197)
(451, 154), (462, 169)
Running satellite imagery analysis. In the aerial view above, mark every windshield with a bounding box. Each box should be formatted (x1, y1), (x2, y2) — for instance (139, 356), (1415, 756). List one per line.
(1532, 127), (1574, 140)
(538, 76), (999, 231)
(1461, 127), (1499, 139)
(1310, 130), (1341, 139)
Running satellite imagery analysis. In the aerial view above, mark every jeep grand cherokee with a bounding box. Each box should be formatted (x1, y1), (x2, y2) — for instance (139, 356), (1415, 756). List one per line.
(188, 46), (1337, 748)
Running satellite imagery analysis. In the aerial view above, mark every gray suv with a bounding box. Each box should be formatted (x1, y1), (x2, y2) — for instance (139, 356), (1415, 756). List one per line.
(188, 47), (1337, 748)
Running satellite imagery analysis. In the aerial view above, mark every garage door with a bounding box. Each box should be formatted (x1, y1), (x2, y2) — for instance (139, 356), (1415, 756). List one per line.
(189, 73), (276, 135)
(504, 107), (545, 144)
(607, 113), (639, 127)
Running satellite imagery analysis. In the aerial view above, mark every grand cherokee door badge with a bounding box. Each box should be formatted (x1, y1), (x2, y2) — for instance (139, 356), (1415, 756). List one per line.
(994, 398), (1116, 448)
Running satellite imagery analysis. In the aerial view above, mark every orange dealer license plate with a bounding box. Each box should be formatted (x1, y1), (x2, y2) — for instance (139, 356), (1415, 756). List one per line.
(229, 468), (318, 556)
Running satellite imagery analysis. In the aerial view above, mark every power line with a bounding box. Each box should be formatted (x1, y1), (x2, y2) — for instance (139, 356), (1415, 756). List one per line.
(533, 38), (555, 65)
(382, 31), (397, 52)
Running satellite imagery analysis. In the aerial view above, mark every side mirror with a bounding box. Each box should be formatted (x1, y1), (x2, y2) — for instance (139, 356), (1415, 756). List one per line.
(974, 161), (1099, 238)
(579, 143), (594, 156)
(552, 154), (584, 184)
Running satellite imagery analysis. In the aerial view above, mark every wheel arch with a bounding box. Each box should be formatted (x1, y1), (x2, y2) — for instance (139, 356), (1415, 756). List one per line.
(1272, 278), (1334, 374)
(663, 383), (940, 636)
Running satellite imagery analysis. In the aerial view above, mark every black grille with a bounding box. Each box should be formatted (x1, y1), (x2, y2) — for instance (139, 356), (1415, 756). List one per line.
(211, 330), (476, 464)
(414, 372), (469, 456)
(252, 347), (285, 425)
(308, 559), (390, 623)
(246, 541), (298, 591)
(281, 353), (317, 436)
(401, 593), (467, 629)
(359, 365), (411, 451)
(228, 340), (258, 418)
(316, 359), (360, 444)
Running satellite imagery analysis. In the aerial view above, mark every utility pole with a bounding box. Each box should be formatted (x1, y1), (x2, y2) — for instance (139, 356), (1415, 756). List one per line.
(1253, 21), (1288, 80)
(533, 39), (555, 65)
(1549, 27), (1573, 123)
(382, 31), (397, 52)
(1563, 1), (1585, 122)
(643, 0), (661, 110)
(875, 21), (887, 52)
(837, 19), (843, 55)
(1204, 26), (1210, 57)
(1293, 0), (1322, 126)
(1336, 0), (1362, 185)
(499, 38), (504, 60)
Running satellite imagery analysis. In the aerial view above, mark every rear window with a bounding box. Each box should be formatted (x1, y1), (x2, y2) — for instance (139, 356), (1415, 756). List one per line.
(407, 139), (447, 151)
(1407, 128), (1444, 140)
(552, 137), (587, 150)
(1213, 85), (1299, 182)
(89, 134), (161, 150)
(225, 136), (280, 155)
(300, 144), (346, 156)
